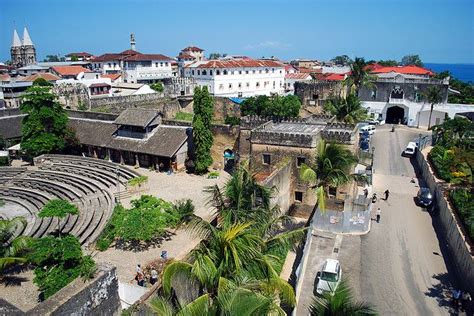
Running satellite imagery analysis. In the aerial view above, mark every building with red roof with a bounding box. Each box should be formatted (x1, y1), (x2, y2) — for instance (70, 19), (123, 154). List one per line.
(65, 52), (95, 61)
(369, 65), (434, 77)
(51, 66), (92, 79)
(184, 57), (285, 97)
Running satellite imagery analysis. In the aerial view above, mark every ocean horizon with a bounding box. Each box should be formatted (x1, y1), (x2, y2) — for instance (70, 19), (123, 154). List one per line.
(425, 63), (474, 83)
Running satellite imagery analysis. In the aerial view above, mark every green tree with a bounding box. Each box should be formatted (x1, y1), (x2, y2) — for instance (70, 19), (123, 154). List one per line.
(38, 199), (79, 237)
(240, 95), (301, 117)
(331, 55), (352, 66)
(32, 77), (53, 87)
(209, 53), (227, 59)
(324, 94), (367, 124)
(0, 217), (32, 271)
(20, 86), (73, 159)
(308, 279), (376, 315)
(377, 59), (398, 66)
(401, 54), (423, 67)
(424, 86), (443, 130)
(43, 55), (61, 62)
(192, 86), (214, 174)
(434, 71), (474, 104)
(70, 55), (79, 62)
(344, 57), (374, 95)
(150, 82), (164, 93)
(29, 235), (96, 299)
(300, 140), (358, 210)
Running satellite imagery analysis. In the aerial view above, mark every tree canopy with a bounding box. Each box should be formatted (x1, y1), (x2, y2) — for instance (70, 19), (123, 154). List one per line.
(32, 77), (53, 87)
(150, 82), (164, 93)
(324, 94), (367, 124)
(20, 86), (75, 158)
(344, 57), (374, 94)
(192, 86), (214, 174)
(0, 217), (32, 271)
(38, 199), (79, 219)
(401, 54), (423, 66)
(240, 95), (301, 117)
(43, 55), (65, 62)
(434, 71), (474, 104)
(331, 55), (352, 66)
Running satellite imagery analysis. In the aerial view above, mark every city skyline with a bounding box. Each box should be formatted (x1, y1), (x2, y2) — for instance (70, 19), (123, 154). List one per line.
(1, 0), (474, 64)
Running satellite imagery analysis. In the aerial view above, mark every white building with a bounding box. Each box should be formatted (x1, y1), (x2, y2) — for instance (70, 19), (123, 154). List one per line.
(184, 58), (285, 97)
(92, 50), (174, 84)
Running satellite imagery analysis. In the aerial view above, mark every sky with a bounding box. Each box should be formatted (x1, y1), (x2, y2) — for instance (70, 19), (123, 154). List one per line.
(1, 0), (473, 64)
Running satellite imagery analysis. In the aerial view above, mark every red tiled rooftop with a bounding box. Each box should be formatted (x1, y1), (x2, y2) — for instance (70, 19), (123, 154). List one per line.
(315, 73), (346, 81)
(182, 46), (204, 52)
(285, 73), (313, 80)
(371, 65), (434, 76)
(23, 73), (60, 82)
(101, 73), (121, 81)
(52, 66), (91, 76)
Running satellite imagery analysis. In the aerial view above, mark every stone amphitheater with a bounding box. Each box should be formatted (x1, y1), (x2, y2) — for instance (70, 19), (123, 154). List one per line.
(0, 154), (140, 245)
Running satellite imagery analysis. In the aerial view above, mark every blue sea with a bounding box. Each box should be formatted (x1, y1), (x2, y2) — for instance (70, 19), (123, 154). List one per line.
(425, 63), (474, 83)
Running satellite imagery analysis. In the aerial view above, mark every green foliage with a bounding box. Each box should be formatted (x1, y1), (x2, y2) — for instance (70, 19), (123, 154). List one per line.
(344, 57), (374, 94)
(209, 53), (227, 59)
(127, 176), (148, 187)
(0, 217), (32, 271)
(192, 86), (214, 174)
(96, 196), (192, 250)
(150, 82), (164, 93)
(450, 189), (474, 240)
(434, 71), (474, 104)
(401, 54), (423, 66)
(39, 199), (79, 219)
(32, 77), (53, 87)
(0, 156), (9, 166)
(324, 94), (367, 124)
(224, 116), (240, 126)
(70, 55), (79, 62)
(240, 95), (301, 117)
(331, 55), (352, 66)
(376, 59), (399, 66)
(77, 102), (88, 111)
(29, 235), (94, 299)
(43, 55), (65, 62)
(308, 279), (376, 315)
(20, 86), (74, 158)
(175, 111), (194, 121)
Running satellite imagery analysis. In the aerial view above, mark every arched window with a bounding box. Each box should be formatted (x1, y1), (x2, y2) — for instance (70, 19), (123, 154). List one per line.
(202, 70), (207, 75)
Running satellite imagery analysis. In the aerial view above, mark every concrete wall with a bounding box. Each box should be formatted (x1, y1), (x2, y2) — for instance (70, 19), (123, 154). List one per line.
(28, 264), (121, 315)
(416, 149), (474, 295)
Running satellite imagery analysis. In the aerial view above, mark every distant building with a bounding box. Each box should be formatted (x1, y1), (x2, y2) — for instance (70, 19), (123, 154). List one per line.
(290, 59), (321, 69)
(10, 28), (37, 68)
(180, 46), (205, 61)
(284, 73), (313, 93)
(16, 64), (49, 76)
(184, 57), (286, 97)
(51, 66), (93, 79)
(65, 52), (95, 61)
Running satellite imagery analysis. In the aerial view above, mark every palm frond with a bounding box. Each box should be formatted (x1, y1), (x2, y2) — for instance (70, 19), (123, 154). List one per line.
(162, 261), (194, 296)
(176, 293), (210, 316)
(299, 164), (317, 183)
(149, 296), (175, 316)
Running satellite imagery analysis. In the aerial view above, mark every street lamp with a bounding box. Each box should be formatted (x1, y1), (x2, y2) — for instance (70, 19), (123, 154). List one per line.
(418, 133), (422, 149)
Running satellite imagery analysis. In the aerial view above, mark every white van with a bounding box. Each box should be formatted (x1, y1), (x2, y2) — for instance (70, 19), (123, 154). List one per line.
(403, 142), (417, 157)
(359, 125), (376, 135)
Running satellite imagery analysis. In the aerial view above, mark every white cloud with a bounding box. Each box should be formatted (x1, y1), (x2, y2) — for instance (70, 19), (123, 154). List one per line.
(244, 40), (292, 50)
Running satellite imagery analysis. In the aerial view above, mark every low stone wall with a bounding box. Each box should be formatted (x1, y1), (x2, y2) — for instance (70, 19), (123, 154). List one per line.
(27, 263), (121, 315)
(416, 149), (474, 294)
(0, 108), (22, 117)
(67, 110), (119, 121)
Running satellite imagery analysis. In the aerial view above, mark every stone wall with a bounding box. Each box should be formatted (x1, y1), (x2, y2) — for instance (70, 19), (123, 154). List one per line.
(0, 108), (22, 117)
(416, 149), (474, 295)
(90, 94), (181, 118)
(261, 159), (292, 213)
(294, 80), (346, 109)
(27, 263), (121, 315)
(67, 110), (119, 121)
(213, 97), (241, 122)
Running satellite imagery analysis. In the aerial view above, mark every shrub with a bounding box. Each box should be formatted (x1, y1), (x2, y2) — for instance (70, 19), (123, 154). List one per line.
(150, 82), (164, 93)
(450, 189), (474, 240)
(0, 156), (9, 166)
(175, 112), (194, 121)
(224, 116), (240, 126)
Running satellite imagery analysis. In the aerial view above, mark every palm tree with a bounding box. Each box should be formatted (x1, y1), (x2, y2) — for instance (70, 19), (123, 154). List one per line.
(344, 57), (374, 95)
(308, 279), (376, 315)
(0, 217), (32, 271)
(324, 94), (368, 124)
(300, 140), (358, 211)
(424, 86), (443, 130)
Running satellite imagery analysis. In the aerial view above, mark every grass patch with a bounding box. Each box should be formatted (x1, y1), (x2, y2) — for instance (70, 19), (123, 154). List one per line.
(175, 112), (194, 121)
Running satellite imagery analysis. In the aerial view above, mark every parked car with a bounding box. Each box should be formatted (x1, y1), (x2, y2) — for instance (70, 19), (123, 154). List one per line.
(316, 259), (342, 295)
(417, 187), (433, 207)
(403, 142), (418, 157)
(359, 125), (375, 135)
(363, 119), (380, 126)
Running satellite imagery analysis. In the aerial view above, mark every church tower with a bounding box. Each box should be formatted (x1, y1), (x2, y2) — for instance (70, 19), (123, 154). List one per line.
(10, 29), (23, 68)
(21, 27), (37, 66)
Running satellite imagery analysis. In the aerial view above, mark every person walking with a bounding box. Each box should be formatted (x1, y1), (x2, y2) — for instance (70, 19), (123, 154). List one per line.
(384, 189), (390, 200)
(376, 207), (381, 223)
(363, 188), (369, 199)
(150, 269), (158, 285)
(137, 271), (145, 287)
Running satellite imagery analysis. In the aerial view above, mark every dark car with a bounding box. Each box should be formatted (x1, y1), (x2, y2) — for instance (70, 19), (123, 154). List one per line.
(417, 187), (433, 207)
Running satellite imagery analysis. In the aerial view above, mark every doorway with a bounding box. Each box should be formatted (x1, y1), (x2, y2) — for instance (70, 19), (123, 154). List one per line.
(386, 106), (405, 124)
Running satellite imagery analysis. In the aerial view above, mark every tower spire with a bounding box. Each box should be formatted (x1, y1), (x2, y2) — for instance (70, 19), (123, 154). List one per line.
(130, 33), (136, 51)
(12, 29), (21, 47)
(22, 27), (34, 46)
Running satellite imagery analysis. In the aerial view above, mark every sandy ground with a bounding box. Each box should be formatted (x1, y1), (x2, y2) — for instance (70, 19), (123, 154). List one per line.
(0, 269), (40, 312)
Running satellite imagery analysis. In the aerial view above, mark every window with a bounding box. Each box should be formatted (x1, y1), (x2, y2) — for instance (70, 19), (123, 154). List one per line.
(312, 94), (319, 100)
(192, 70), (195, 75)
(210, 70), (213, 75)
(231, 71), (234, 75)
(165, 62), (169, 66)
(297, 157), (306, 167)
(202, 70), (207, 75)
(160, 62), (163, 66)
(223, 70), (228, 75)
(239, 70), (242, 74)
(256, 82), (260, 87)
(238, 92), (243, 97)
(219, 84), (224, 90)
(217, 70), (221, 75)
(113, 62), (116, 67)
(155, 62), (159, 67)
(273, 81), (276, 88)
(258, 70), (261, 74)
(272, 68), (275, 73)
(371, 90), (377, 100)
(280, 70), (282, 74)
(265, 68), (269, 73)
(108, 63), (111, 67)
(228, 83), (232, 89)
(246, 70), (249, 74)
(246, 82), (250, 87)
(197, 70), (201, 75)
(262, 154), (271, 165)
(295, 191), (303, 203)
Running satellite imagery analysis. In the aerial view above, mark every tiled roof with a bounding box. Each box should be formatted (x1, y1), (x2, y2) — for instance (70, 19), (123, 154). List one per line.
(120, 49), (141, 55)
(0, 74), (11, 81)
(0, 115), (25, 139)
(66, 52), (94, 57)
(371, 65), (434, 76)
(315, 73), (346, 81)
(101, 73), (121, 81)
(185, 58), (284, 69)
(177, 53), (194, 59)
(182, 46), (204, 52)
(285, 73), (312, 80)
(298, 67), (321, 73)
(52, 66), (91, 76)
(89, 83), (111, 88)
(124, 54), (172, 61)
(23, 73), (60, 82)
(114, 108), (161, 127)
(93, 53), (124, 62)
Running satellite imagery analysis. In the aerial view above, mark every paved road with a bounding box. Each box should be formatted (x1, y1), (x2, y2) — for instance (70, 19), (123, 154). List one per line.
(350, 125), (457, 315)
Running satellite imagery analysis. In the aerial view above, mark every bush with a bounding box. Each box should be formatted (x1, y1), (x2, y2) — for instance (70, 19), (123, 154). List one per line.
(150, 82), (164, 93)
(0, 156), (9, 166)
(224, 116), (240, 126)
(241, 95), (301, 118)
(175, 112), (194, 121)
(450, 189), (474, 240)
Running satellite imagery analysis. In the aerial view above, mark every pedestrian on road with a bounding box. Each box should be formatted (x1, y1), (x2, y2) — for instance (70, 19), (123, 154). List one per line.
(376, 208), (381, 223)
(384, 189), (390, 200)
(364, 188), (369, 198)
(137, 271), (145, 287)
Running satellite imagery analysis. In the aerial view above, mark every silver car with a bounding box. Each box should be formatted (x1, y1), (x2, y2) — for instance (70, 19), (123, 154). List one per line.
(316, 259), (342, 295)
